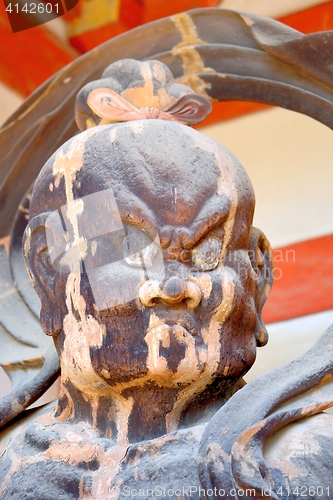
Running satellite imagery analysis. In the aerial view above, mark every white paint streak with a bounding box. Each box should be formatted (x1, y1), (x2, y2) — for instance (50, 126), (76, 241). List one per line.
(166, 268), (236, 432)
(144, 312), (200, 385)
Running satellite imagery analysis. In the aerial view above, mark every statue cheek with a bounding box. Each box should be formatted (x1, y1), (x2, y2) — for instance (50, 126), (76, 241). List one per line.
(194, 266), (245, 313)
(85, 263), (147, 311)
(209, 266), (258, 379)
(87, 311), (150, 382)
(208, 266), (241, 315)
(202, 275), (223, 314)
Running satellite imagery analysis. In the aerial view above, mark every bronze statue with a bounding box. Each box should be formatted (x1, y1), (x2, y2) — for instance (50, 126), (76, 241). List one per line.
(1, 57), (333, 500)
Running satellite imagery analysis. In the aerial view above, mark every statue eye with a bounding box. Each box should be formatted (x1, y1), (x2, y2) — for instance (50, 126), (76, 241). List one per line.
(192, 237), (222, 271)
(122, 230), (158, 269)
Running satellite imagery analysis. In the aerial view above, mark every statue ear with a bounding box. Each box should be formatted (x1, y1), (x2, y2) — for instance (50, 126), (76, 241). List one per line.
(248, 227), (274, 347)
(23, 213), (67, 337)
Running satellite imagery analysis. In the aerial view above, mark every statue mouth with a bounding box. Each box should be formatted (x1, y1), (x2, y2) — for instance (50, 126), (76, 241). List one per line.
(146, 323), (195, 350)
(164, 320), (196, 339)
(150, 307), (198, 338)
(145, 313), (200, 380)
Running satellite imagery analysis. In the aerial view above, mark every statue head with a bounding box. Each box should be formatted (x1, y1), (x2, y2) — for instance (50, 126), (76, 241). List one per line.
(23, 118), (273, 435)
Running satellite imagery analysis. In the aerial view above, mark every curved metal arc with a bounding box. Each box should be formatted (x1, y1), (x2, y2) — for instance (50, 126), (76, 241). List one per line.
(0, 345), (60, 429)
(155, 44), (333, 102)
(195, 73), (333, 129)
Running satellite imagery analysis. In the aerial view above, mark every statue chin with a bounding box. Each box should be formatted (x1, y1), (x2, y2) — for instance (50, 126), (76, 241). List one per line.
(144, 318), (213, 387)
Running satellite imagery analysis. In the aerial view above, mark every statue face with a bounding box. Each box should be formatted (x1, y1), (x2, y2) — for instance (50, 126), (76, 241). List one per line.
(27, 120), (268, 406)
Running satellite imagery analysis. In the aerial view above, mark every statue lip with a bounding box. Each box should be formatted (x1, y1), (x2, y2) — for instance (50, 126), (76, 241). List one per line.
(166, 320), (196, 338)
(151, 308), (198, 338)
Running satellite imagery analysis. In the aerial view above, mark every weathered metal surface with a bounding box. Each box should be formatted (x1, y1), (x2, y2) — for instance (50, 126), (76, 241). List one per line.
(0, 10), (333, 500)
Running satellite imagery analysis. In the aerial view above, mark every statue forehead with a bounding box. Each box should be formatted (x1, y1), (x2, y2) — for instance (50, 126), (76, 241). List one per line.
(80, 122), (229, 220)
(31, 121), (254, 236)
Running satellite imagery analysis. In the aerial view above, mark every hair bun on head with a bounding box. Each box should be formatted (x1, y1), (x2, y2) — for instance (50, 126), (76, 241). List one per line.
(75, 59), (212, 131)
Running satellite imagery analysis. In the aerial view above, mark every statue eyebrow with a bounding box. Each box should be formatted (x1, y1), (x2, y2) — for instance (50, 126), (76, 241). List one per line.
(114, 190), (159, 233)
(119, 209), (159, 240)
(182, 194), (231, 248)
(116, 193), (230, 248)
(181, 210), (229, 249)
(163, 194), (231, 249)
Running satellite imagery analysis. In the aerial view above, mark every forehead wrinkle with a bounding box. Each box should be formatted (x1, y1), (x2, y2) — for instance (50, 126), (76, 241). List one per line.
(117, 203), (158, 237)
(179, 194), (231, 249)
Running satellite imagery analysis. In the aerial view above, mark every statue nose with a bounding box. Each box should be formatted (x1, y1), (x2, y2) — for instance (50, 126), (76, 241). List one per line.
(162, 277), (185, 304)
(138, 277), (202, 309)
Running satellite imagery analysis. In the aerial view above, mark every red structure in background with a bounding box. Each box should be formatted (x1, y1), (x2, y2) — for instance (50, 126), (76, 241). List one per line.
(67, 0), (221, 52)
(0, 0), (78, 97)
(263, 235), (333, 324)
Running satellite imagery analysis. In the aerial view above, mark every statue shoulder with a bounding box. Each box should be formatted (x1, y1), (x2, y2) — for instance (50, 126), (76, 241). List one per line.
(0, 402), (55, 454)
(0, 401), (112, 499)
